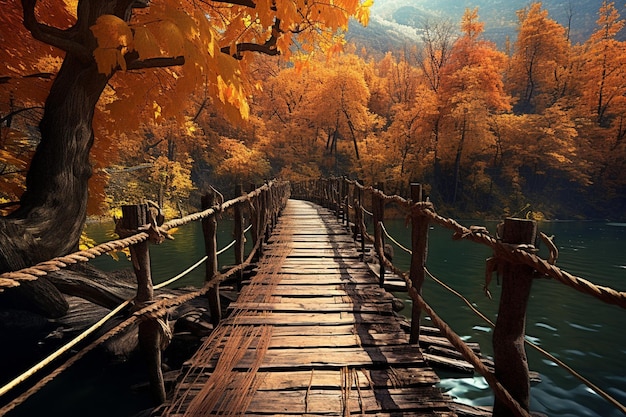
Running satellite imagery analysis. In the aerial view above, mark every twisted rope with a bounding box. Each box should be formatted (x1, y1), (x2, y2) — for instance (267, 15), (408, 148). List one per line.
(414, 206), (626, 309)
(0, 228), (266, 414)
(0, 181), (286, 291)
(410, 288), (532, 417)
(372, 203), (626, 414)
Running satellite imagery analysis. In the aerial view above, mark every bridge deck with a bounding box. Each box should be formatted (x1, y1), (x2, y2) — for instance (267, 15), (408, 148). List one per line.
(160, 199), (457, 416)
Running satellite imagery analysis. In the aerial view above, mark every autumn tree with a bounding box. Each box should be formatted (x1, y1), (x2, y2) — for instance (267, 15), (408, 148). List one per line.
(576, 1), (626, 207)
(507, 2), (570, 113)
(362, 51), (437, 191)
(249, 57), (326, 181)
(303, 53), (377, 173)
(580, 1), (626, 127)
(413, 17), (456, 186)
(437, 8), (510, 206)
(0, 0), (371, 315)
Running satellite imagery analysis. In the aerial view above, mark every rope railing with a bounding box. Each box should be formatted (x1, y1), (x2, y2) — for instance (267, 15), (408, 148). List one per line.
(0, 180), (290, 413)
(0, 182), (279, 291)
(292, 177), (626, 417)
(383, 220), (626, 415)
(320, 177), (626, 309)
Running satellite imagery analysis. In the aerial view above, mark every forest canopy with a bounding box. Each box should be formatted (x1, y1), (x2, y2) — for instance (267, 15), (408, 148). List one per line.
(1, 0), (625, 227)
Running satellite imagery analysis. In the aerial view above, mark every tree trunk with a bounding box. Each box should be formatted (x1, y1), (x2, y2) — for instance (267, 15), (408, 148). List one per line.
(0, 52), (111, 316)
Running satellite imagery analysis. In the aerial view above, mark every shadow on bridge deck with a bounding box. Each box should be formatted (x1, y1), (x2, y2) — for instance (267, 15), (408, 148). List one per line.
(155, 199), (457, 416)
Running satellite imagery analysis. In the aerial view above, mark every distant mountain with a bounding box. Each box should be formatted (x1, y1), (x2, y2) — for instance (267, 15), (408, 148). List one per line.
(347, 0), (620, 53)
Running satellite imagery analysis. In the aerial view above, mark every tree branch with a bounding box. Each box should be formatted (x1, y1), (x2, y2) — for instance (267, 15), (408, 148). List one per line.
(221, 18), (282, 59)
(209, 0), (256, 8)
(21, 0), (91, 61)
(125, 52), (185, 70)
(1, 106), (44, 125)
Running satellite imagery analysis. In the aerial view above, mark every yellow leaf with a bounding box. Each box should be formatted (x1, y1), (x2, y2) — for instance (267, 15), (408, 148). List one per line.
(90, 15), (133, 49)
(133, 26), (162, 59)
(152, 20), (185, 56)
(153, 101), (162, 121)
(93, 48), (121, 75)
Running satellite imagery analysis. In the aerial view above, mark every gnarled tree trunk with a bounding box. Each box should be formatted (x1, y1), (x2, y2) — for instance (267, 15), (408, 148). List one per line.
(0, 54), (111, 316)
(0, 0), (126, 317)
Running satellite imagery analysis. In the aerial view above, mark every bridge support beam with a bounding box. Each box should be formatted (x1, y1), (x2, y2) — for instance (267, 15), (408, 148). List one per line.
(492, 218), (537, 417)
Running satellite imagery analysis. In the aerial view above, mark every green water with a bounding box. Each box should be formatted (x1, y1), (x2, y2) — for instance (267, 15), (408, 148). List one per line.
(5, 214), (625, 416)
(383, 218), (626, 417)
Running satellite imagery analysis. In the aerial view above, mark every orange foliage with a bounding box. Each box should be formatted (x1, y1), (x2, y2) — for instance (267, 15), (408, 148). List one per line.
(1, 0), (372, 213)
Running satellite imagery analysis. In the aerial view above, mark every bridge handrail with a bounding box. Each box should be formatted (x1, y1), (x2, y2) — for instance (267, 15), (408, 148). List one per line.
(299, 177), (626, 308)
(291, 177), (626, 417)
(0, 181), (283, 290)
(0, 180), (290, 414)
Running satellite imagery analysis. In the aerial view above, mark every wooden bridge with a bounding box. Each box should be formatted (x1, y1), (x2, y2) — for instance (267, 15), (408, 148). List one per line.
(157, 199), (456, 416)
(1, 179), (625, 417)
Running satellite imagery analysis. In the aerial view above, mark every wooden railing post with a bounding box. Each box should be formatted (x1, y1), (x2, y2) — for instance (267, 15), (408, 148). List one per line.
(409, 183), (429, 345)
(358, 184), (365, 260)
(372, 183), (386, 287)
(234, 184), (245, 284)
(201, 190), (221, 326)
(335, 177), (342, 220)
(344, 178), (350, 229)
(492, 218), (537, 417)
(262, 185), (271, 243)
(120, 204), (165, 404)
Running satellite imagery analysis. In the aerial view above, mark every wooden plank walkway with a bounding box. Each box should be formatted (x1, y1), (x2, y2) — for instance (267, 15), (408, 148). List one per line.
(158, 199), (457, 417)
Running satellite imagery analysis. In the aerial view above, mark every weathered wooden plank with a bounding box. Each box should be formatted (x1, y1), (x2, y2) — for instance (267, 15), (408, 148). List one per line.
(186, 345), (427, 370)
(168, 387), (452, 414)
(176, 368), (441, 391)
(269, 324), (403, 337)
(267, 333), (409, 348)
(260, 286), (391, 297)
(221, 312), (398, 326)
(228, 301), (393, 314)
(243, 387), (452, 414)
(159, 199), (459, 417)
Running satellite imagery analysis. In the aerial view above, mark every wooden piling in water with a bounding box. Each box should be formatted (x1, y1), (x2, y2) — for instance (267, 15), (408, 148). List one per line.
(492, 217), (537, 417)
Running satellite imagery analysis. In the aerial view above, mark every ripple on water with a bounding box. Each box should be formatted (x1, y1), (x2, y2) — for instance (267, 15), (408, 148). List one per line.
(531, 375), (624, 417)
(566, 321), (601, 332)
(535, 322), (558, 332)
(472, 325), (492, 333)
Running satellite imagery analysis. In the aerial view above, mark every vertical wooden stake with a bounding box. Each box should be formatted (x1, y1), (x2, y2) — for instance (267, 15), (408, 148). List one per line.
(121, 204), (165, 404)
(344, 178), (351, 229)
(492, 218), (536, 417)
(358, 185), (365, 259)
(373, 183), (386, 287)
(201, 191), (221, 326)
(409, 183), (428, 345)
(336, 177), (342, 220)
(262, 187), (270, 244)
(234, 184), (245, 284)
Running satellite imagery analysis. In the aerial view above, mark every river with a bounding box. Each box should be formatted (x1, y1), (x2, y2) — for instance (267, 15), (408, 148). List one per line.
(5, 212), (625, 417)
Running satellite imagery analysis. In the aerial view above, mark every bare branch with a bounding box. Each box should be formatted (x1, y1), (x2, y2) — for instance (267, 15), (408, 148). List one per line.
(21, 0), (91, 61)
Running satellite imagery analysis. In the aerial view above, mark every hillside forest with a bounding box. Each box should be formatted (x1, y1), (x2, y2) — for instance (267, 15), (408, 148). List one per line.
(2, 0), (626, 226)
